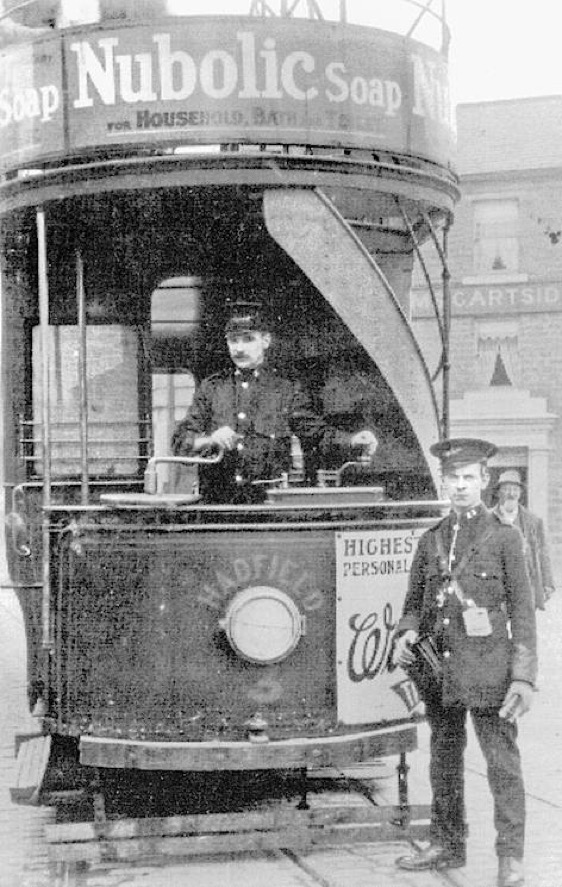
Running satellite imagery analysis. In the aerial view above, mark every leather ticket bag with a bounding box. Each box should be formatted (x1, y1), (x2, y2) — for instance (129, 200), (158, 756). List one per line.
(406, 635), (443, 702)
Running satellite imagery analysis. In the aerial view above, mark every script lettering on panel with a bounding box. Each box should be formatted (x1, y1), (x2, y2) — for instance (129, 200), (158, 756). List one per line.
(335, 527), (424, 723)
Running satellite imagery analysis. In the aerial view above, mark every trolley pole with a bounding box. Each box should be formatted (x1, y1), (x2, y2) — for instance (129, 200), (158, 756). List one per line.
(37, 207), (52, 650)
(76, 251), (90, 506)
(442, 217), (451, 439)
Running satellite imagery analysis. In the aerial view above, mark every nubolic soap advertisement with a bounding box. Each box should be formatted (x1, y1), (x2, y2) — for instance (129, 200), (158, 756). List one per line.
(0, 16), (453, 172)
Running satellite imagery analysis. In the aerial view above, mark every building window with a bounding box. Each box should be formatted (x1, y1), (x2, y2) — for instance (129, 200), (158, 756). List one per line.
(473, 200), (519, 274)
(476, 320), (520, 387)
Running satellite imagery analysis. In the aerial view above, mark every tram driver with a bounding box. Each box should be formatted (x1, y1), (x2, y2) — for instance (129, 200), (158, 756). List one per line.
(171, 304), (377, 504)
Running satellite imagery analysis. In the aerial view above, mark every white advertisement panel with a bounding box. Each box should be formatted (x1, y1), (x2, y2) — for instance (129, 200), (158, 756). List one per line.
(335, 525), (424, 724)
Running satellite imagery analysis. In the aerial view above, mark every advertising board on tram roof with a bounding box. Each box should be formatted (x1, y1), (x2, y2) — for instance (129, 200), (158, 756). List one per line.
(0, 16), (454, 174)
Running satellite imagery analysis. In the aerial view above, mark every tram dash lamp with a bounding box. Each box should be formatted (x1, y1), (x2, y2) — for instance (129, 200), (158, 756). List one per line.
(219, 586), (305, 665)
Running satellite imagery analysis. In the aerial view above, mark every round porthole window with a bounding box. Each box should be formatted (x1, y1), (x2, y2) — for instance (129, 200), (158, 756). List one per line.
(220, 586), (305, 664)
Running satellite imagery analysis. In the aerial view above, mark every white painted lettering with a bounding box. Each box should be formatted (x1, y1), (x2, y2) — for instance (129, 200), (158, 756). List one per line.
(0, 83), (60, 127)
(71, 37), (119, 108)
(325, 61), (348, 103)
(13, 88), (39, 122)
(233, 557), (252, 584)
(200, 49), (237, 99)
(385, 80), (402, 116)
(281, 51), (317, 101)
(116, 51), (157, 103)
(40, 84), (59, 122)
(0, 88), (11, 126)
(411, 53), (450, 126)
(260, 37), (282, 99)
(237, 31), (260, 98)
(350, 75), (368, 105)
(488, 289), (503, 307)
(154, 33), (197, 100)
(368, 78), (385, 108)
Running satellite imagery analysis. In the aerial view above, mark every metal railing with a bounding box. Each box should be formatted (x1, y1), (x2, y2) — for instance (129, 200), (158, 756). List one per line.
(18, 416), (151, 477)
(1, 0), (449, 55)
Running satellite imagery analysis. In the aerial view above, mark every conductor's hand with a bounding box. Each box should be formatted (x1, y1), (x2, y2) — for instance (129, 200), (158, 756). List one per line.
(209, 426), (243, 451)
(392, 629), (419, 669)
(499, 680), (534, 722)
(350, 429), (378, 459)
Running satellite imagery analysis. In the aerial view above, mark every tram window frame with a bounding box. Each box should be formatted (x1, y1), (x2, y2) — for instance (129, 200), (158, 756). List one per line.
(148, 277), (201, 493)
(29, 324), (143, 479)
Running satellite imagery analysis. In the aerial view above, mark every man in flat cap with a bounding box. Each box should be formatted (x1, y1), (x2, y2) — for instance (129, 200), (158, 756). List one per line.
(171, 304), (376, 503)
(492, 469), (555, 609)
(392, 438), (536, 887)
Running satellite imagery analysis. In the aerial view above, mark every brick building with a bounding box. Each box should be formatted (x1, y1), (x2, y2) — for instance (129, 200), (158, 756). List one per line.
(412, 96), (562, 572)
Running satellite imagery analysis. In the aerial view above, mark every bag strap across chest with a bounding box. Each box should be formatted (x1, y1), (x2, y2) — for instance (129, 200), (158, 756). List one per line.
(435, 523), (496, 582)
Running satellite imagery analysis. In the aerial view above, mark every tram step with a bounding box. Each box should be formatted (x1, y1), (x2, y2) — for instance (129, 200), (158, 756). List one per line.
(10, 734), (52, 804)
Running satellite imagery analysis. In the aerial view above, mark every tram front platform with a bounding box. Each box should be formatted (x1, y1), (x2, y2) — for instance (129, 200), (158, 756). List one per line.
(2, 557), (562, 887)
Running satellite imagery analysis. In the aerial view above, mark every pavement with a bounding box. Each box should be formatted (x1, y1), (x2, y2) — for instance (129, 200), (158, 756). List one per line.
(1, 569), (562, 887)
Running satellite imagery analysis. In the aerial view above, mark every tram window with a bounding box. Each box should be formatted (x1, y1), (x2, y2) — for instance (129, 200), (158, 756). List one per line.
(150, 277), (201, 492)
(151, 278), (200, 340)
(152, 371), (196, 493)
(31, 325), (139, 477)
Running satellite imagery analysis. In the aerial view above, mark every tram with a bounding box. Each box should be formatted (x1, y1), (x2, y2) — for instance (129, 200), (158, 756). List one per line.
(1, 0), (458, 811)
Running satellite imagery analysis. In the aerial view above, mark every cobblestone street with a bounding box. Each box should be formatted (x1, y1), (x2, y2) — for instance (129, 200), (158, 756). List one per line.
(2, 568), (562, 887)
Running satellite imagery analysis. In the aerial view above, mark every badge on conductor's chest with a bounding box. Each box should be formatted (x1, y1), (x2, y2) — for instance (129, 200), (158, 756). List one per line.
(462, 605), (492, 637)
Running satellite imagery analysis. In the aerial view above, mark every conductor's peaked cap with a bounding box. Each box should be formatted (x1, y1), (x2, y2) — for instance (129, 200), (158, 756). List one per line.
(224, 301), (270, 335)
(430, 437), (498, 469)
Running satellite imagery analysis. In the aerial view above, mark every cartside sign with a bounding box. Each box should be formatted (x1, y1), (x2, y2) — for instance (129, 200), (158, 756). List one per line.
(0, 16), (454, 173)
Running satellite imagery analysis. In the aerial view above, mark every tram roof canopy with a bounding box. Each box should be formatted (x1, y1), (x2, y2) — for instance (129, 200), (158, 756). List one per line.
(0, 0), (454, 177)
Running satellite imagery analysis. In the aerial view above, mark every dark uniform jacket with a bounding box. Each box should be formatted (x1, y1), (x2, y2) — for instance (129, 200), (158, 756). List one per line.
(171, 366), (350, 503)
(491, 503), (555, 610)
(398, 504), (537, 709)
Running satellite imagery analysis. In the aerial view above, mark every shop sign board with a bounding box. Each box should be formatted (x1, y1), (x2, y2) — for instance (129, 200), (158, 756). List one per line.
(412, 281), (562, 317)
